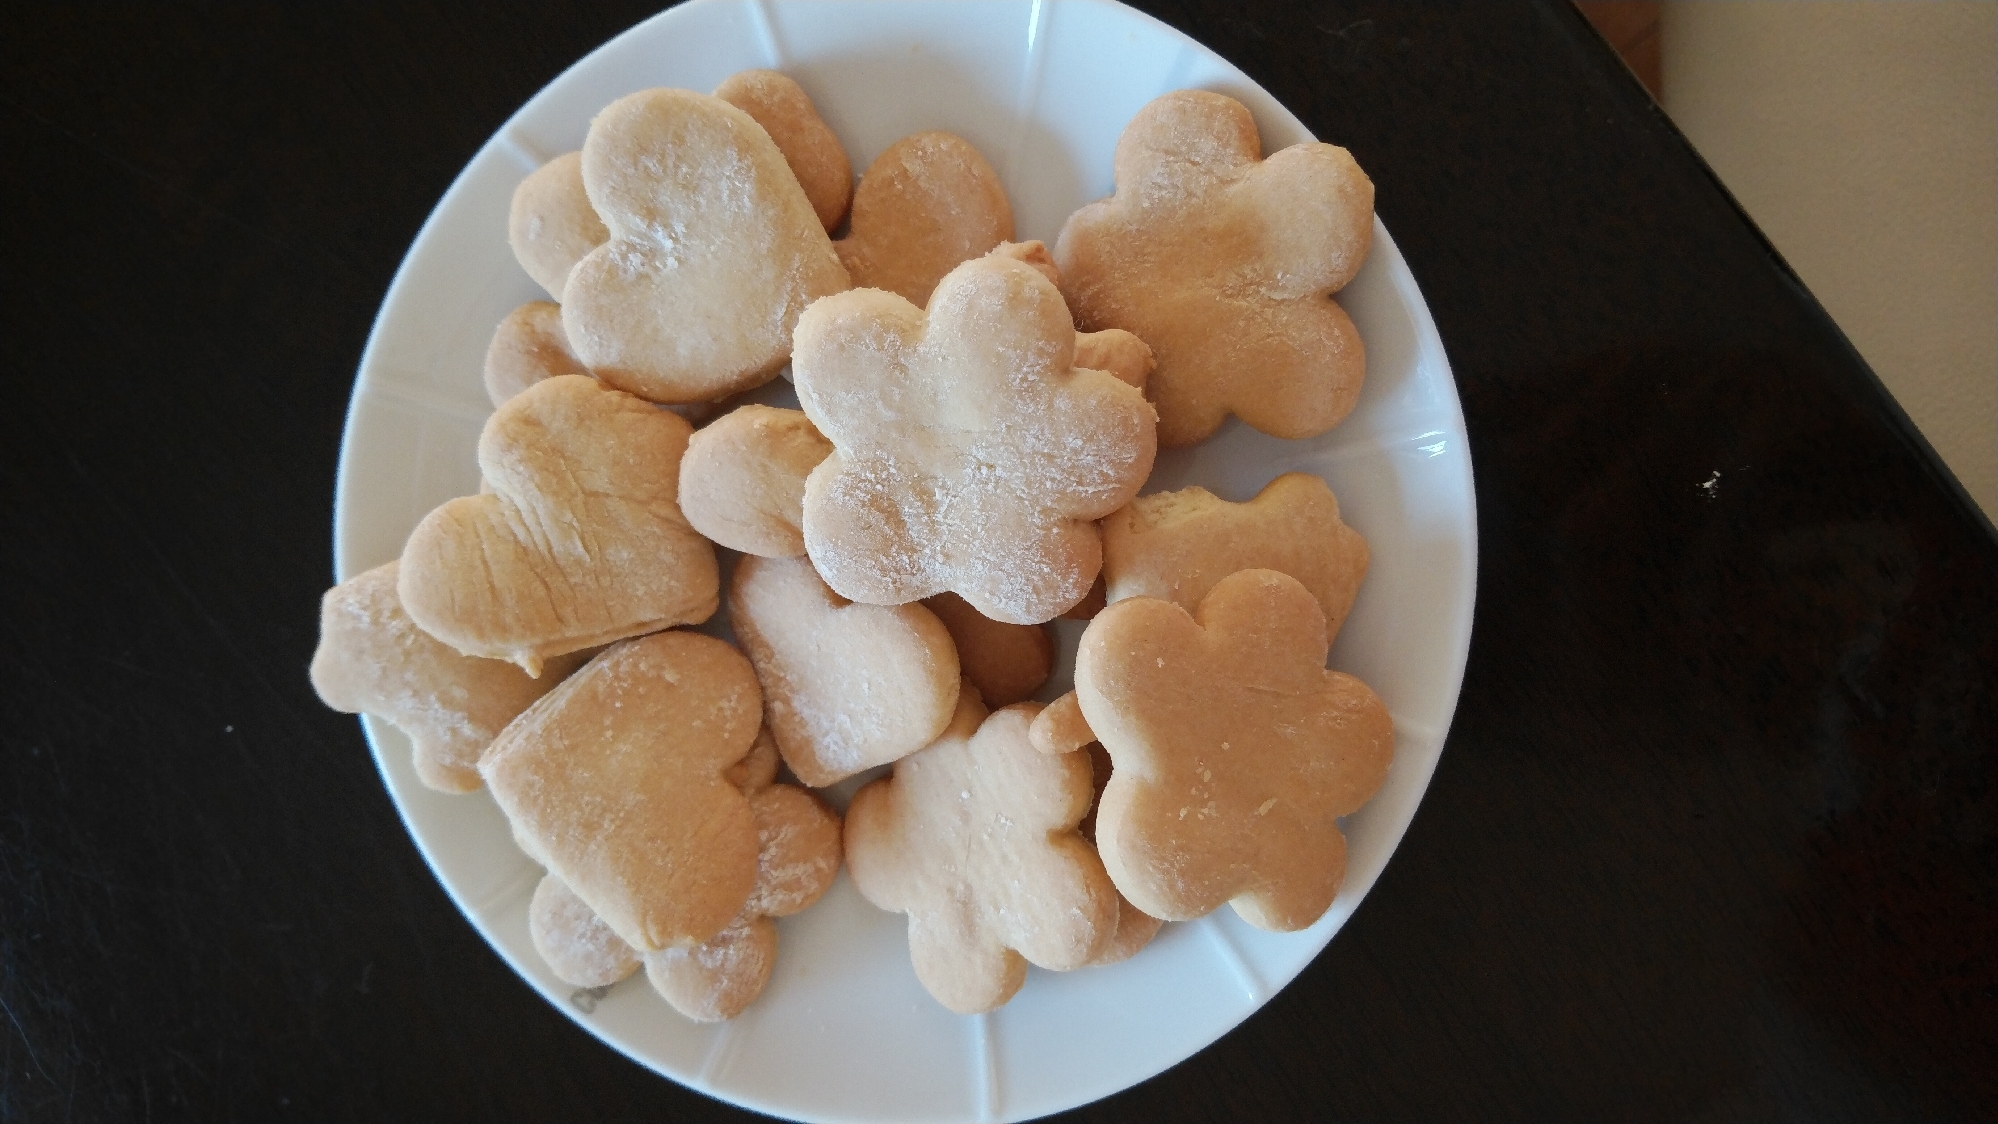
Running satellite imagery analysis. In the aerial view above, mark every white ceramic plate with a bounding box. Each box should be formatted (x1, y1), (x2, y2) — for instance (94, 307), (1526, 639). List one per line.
(333, 1), (1476, 1120)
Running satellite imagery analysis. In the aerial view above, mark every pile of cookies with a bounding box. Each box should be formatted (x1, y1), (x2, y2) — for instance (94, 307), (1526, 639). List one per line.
(311, 71), (1391, 1020)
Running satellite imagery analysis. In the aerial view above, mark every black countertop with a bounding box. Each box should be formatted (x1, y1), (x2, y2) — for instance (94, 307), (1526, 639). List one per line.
(3, 2), (1993, 1120)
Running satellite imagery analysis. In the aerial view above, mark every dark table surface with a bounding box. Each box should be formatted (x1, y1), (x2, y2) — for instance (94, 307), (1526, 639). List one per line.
(4, 2), (1994, 1121)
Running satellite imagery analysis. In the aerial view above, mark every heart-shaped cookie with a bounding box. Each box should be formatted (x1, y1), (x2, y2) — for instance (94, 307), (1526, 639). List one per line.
(678, 404), (832, 558)
(728, 554), (960, 788)
(483, 632), (764, 952)
(561, 88), (849, 404)
(398, 374), (719, 676)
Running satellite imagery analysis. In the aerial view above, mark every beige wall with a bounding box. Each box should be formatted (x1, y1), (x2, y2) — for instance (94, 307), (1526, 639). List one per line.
(1661, 1), (1998, 521)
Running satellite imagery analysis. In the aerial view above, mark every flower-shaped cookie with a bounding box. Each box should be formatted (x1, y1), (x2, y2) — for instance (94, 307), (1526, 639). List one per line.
(794, 247), (1158, 624)
(309, 561), (584, 793)
(728, 555), (960, 788)
(835, 131), (1012, 306)
(1078, 569), (1393, 931)
(562, 88), (848, 404)
(482, 632), (763, 952)
(1055, 89), (1374, 447)
(1103, 472), (1369, 639)
(845, 688), (1118, 1013)
(398, 375), (719, 677)
(678, 405), (832, 557)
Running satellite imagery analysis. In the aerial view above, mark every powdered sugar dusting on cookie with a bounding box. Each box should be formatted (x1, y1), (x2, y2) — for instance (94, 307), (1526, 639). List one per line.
(728, 556), (960, 787)
(529, 873), (641, 989)
(795, 249), (1156, 625)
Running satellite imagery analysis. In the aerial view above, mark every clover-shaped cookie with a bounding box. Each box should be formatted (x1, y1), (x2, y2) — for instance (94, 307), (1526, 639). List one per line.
(482, 632), (762, 951)
(678, 405), (832, 557)
(1078, 568), (1392, 931)
(398, 375), (719, 676)
(794, 247), (1158, 624)
(646, 783), (843, 1021)
(835, 131), (1012, 306)
(728, 555), (960, 788)
(562, 88), (849, 404)
(1103, 472), (1369, 638)
(309, 561), (585, 793)
(845, 688), (1118, 1013)
(1055, 89), (1374, 447)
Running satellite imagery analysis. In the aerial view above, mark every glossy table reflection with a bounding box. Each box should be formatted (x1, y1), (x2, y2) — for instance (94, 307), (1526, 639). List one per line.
(1, 2), (1992, 1121)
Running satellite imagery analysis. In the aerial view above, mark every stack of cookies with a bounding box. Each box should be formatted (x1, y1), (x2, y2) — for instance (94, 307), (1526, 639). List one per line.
(311, 72), (1390, 1019)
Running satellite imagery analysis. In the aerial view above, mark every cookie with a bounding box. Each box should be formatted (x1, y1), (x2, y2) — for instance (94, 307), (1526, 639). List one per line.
(397, 375), (719, 678)
(398, 375), (719, 676)
(1074, 328), (1154, 390)
(508, 151), (609, 303)
(645, 783), (842, 1021)
(309, 561), (584, 793)
(1077, 742), (1165, 966)
(1078, 569), (1393, 931)
(728, 554), (961, 788)
(482, 300), (715, 423)
(1055, 89), (1374, 446)
(484, 301), (592, 407)
(562, 88), (849, 404)
(678, 405), (832, 558)
(528, 873), (642, 989)
(1103, 473), (1368, 638)
(922, 591), (1053, 707)
(481, 632), (763, 952)
(1028, 690), (1094, 757)
(990, 241), (1153, 391)
(835, 132), (1012, 306)
(1026, 695), (1163, 965)
(527, 740), (835, 1016)
(845, 688), (1118, 1012)
(713, 69), (852, 232)
(724, 724), (782, 795)
(794, 246), (1157, 624)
